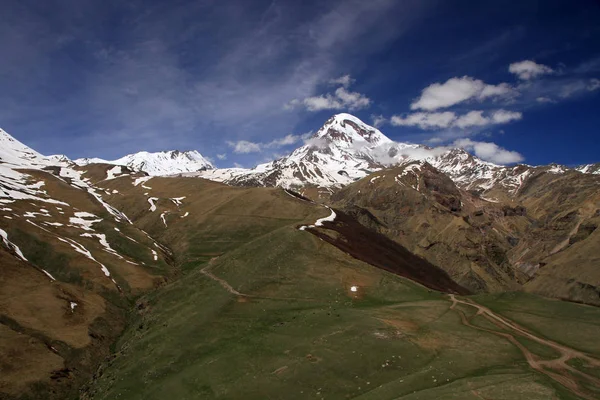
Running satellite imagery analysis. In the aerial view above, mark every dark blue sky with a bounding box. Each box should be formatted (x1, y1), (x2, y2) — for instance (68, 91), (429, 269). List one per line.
(1, 0), (599, 167)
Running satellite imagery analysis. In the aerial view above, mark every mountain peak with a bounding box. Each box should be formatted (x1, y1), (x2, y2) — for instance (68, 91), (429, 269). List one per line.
(315, 113), (392, 147)
(0, 128), (47, 167)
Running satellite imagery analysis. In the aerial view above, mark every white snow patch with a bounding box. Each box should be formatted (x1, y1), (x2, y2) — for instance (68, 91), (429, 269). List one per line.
(81, 233), (124, 259)
(70, 301), (77, 311)
(42, 269), (56, 281)
(151, 249), (158, 261)
(0, 228), (28, 261)
(69, 211), (102, 231)
(170, 196), (186, 206)
(105, 165), (123, 180)
(133, 176), (152, 187)
(299, 207), (337, 230)
(43, 222), (64, 227)
(315, 207), (336, 226)
(148, 197), (158, 212)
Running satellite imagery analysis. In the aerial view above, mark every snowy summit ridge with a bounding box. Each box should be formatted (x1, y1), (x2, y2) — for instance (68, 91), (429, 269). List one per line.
(75, 150), (214, 176)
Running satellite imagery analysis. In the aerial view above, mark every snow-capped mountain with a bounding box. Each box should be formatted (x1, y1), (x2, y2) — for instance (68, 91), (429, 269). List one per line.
(196, 113), (599, 195)
(0, 128), (55, 168)
(198, 113), (422, 187)
(576, 163), (600, 175)
(75, 150), (214, 176)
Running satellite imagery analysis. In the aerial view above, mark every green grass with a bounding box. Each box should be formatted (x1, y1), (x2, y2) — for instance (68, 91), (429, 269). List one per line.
(8, 227), (82, 285)
(473, 291), (600, 354)
(88, 227), (581, 400)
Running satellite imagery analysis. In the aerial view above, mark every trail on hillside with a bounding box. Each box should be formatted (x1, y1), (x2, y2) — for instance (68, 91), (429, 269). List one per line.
(200, 257), (317, 302)
(448, 294), (600, 400)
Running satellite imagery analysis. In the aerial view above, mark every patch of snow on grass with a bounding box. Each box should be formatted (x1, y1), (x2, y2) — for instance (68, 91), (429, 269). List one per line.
(170, 196), (185, 206)
(133, 176), (152, 187)
(148, 197), (158, 212)
(151, 249), (158, 261)
(42, 269), (56, 281)
(81, 233), (124, 259)
(315, 207), (336, 226)
(105, 165), (123, 180)
(69, 211), (102, 231)
(0, 228), (28, 261)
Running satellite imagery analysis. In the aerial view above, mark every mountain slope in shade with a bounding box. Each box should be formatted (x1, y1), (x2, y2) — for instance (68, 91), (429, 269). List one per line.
(74, 150), (214, 176)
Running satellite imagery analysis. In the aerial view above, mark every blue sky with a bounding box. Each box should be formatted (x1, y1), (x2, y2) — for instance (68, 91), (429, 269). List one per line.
(1, 0), (599, 167)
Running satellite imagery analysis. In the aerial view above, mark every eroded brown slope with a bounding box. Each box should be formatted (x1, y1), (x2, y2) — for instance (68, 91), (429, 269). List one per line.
(332, 162), (600, 305)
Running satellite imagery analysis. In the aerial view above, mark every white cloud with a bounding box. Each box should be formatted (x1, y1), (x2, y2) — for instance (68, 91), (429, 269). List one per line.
(329, 74), (354, 88)
(334, 87), (371, 109)
(454, 111), (489, 128)
(509, 60), (554, 80)
(454, 138), (523, 164)
(588, 78), (600, 92)
(226, 140), (262, 154)
(536, 96), (554, 103)
(286, 76), (371, 112)
(371, 114), (386, 128)
(226, 133), (307, 154)
(216, 153), (227, 160)
(410, 76), (516, 111)
(265, 134), (302, 148)
(490, 109), (522, 124)
(390, 109), (522, 130)
(391, 112), (456, 129)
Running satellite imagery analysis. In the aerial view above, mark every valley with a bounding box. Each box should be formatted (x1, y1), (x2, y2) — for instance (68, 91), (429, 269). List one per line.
(1, 114), (599, 399)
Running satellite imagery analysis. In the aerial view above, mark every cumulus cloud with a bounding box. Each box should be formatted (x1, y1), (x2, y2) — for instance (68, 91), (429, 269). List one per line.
(391, 112), (457, 129)
(509, 60), (554, 80)
(286, 76), (371, 112)
(265, 133), (302, 148)
(226, 133), (307, 154)
(453, 138), (524, 164)
(536, 96), (554, 103)
(329, 74), (354, 88)
(371, 114), (386, 128)
(410, 76), (516, 111)
(227, 140), (262, 154)
(588, 78), (600, 92)
(490, 109), (522, 124)
(390, 109), (522, 130)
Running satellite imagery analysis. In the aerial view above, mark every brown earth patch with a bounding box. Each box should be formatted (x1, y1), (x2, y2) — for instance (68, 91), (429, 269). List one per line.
(306, 209), (470, 295)
(0, 324), (64, 396)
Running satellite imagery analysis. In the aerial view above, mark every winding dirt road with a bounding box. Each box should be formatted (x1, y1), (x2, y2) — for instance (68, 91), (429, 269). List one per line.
(449, 294), (600, 400)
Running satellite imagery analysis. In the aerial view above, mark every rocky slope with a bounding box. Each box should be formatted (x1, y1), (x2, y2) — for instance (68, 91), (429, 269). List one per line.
(332, 160), (600, 304)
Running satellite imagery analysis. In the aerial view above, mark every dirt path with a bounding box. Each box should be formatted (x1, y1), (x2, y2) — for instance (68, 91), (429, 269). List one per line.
(200, 257), (317, 302)
(200, 260), (246, 297)
(449, 294), (600, 400)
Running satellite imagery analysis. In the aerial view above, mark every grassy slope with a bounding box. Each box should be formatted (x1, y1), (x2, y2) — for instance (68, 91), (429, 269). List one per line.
(3, 169), (600, 399)
(85, 200), (600, 399)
